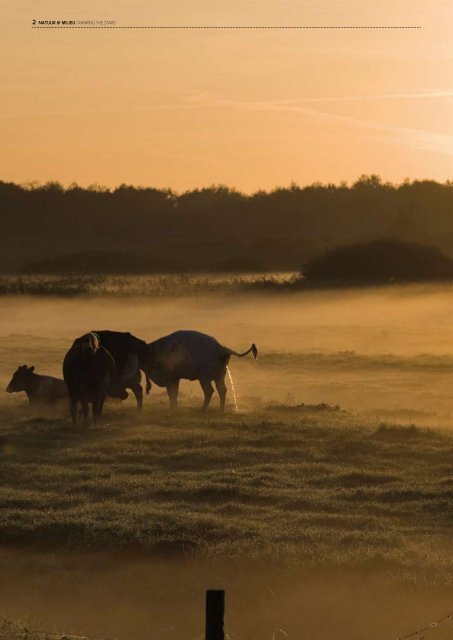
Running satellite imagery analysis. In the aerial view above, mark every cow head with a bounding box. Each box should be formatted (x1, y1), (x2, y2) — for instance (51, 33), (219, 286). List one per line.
(6, 365), (35, 393)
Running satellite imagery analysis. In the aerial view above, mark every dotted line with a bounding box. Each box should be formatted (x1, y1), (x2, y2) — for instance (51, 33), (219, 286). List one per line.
(31, 25), (422, 29)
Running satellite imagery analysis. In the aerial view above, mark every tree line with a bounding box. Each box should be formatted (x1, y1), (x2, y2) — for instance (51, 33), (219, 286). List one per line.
(1, 175), (452, 273)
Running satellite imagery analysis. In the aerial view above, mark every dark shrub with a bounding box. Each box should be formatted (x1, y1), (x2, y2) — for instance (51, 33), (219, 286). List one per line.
(303, 240), (453, 284)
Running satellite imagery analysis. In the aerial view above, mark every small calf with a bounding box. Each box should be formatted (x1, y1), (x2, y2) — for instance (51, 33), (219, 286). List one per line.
(6, 365), (68, 406)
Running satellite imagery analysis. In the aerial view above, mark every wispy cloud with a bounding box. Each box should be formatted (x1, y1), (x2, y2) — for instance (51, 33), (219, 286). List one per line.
(1, 90), (452, 156)
(186, 89), (453, 106)
(2, 88), (452, 120)
(185, 92), (453, 155)
(274, 90), (453, 103)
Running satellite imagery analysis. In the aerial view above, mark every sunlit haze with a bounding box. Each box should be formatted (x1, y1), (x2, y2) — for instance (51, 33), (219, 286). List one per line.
(1, 0), (452, 190)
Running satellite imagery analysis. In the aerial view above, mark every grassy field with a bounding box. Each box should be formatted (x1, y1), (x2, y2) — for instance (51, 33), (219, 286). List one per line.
(1, 401), (453, 574)
(2, 403), (453, 639)
(2, 287), (453, 638)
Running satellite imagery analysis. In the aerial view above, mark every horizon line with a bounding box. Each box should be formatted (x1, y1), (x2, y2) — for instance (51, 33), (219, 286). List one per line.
(3, 175), (452, 195)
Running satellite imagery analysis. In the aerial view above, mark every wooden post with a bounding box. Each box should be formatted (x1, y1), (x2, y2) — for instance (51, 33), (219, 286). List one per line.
(205, 589), (225, 640)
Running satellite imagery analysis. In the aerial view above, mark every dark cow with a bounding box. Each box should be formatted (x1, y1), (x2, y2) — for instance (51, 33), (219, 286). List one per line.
(6, 365), (67, 407)
(63, 332), (116, 424)
(91, 330), (151, 410)
(146, 330), (258, 412)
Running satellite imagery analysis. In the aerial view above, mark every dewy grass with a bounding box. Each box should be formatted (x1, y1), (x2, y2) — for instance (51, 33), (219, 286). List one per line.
(0, 613), (47, 640)
(0, 401), (453, 582)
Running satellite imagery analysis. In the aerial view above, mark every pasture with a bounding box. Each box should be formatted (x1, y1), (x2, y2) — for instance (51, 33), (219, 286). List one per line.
(2, 285), (453, 638)
(2, 405), (453, 639)
(2, 401), (451, 561)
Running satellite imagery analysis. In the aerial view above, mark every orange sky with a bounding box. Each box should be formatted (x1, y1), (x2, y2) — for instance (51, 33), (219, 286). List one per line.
(1, 1), (452, 191)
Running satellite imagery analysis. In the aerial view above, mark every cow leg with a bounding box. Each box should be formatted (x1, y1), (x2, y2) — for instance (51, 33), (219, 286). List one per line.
(70, 396), (78, 425)
(215, 373), (228, 413)
(167, 379), (179, 410)
(200, 379), (214, 413)
(95, 396), (105, 423)
(81, 401), (89, 423)
(131, 383), (143, 411)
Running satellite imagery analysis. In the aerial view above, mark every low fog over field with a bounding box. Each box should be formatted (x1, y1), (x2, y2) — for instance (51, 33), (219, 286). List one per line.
(2, 284), (453, 418)
(2, 284), (453, 639)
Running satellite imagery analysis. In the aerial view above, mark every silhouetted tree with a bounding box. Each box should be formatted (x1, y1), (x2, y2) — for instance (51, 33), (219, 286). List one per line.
(0, 177), (452, 273)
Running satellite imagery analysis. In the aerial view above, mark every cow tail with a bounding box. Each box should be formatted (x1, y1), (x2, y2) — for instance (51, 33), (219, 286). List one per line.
(144, 371), (152, 395)
(229, 343), (258, 359)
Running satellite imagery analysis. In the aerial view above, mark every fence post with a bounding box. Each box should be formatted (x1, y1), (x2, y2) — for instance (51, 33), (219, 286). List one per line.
(205, 589), (225, 640)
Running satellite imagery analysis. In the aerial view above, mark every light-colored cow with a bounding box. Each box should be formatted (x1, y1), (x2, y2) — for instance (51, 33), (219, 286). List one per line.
(146, 330), (257, 412)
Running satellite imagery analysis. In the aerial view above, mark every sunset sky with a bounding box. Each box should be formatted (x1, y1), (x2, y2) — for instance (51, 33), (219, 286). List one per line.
(1, 0), (452, 191)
